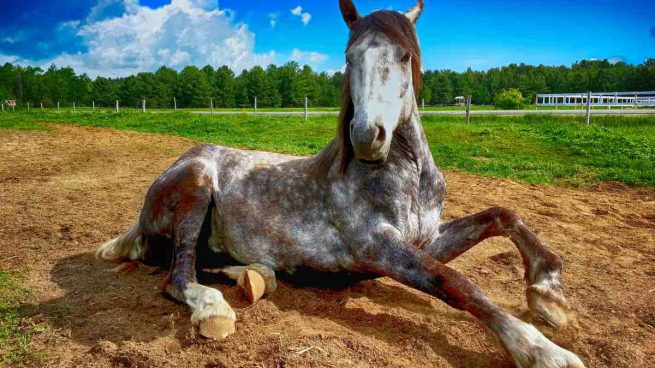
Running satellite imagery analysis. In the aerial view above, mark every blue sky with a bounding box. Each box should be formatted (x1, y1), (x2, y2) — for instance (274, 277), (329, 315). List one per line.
(0, 0), (653, 77)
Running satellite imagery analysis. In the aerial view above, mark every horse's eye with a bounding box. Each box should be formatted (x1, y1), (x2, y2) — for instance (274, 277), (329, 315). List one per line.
(401, 52), (411, 63)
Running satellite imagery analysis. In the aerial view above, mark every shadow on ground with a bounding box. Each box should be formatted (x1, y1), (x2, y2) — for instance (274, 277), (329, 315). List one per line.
(34, 251), (509, 367)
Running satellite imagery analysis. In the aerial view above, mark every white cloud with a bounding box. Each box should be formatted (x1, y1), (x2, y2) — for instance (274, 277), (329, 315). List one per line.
(326, 64), (346, 76)
(0, 54), (20, 64)
(290, 48), (328, 67)
(61, 20), (81, 29)
(87, 0), (140, 22)
(40, 0), (275, 77)
(301, 13), (311, 25)
(607, 57), (625, 64)
(290, 5), (312, 26)
(290, 6), (302, 16)
(2, 1), (330, 78)
(268, 12), (279, 29)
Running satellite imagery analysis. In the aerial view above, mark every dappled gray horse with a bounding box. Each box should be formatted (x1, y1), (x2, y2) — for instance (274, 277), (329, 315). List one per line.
(98, 1), (585, 367)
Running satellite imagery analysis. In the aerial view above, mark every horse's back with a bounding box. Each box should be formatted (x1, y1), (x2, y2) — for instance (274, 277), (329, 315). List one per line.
(137, 143), (303, 238)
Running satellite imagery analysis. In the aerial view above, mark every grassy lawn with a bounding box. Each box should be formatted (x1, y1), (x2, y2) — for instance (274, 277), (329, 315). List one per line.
(423, 114), (655, 186)
(1, 110), (654, 187)
(0, 271), (43, 367)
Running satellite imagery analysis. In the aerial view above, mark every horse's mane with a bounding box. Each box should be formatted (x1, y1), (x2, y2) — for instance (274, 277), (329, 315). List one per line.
(309, 10), (422, 177)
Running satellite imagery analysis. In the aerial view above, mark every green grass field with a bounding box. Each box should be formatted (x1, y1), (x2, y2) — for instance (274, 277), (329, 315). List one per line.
(0, 270), (42, 366)
(1, 110), (654, 187)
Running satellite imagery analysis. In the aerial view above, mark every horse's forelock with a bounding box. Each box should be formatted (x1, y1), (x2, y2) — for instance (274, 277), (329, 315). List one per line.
(347, 11), (422, 94)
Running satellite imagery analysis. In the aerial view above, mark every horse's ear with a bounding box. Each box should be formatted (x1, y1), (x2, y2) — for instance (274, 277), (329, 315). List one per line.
(339, 0), (360, 29)
(405, 0), (424, 25)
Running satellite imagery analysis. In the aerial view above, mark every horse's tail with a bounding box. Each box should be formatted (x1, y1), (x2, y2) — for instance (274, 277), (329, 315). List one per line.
(96, 221), (145, 262)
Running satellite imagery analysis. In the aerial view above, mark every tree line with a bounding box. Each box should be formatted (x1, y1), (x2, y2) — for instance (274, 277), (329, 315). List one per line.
(1, 59), (653, 108)
(422, 59), (655, 105)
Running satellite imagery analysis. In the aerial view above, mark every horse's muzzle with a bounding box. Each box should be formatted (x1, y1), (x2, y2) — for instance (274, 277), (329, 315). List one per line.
(351, 119), (388, 162)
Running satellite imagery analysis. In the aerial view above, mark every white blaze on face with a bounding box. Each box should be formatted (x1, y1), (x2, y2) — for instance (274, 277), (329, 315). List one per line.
(348, 32), (415, 161)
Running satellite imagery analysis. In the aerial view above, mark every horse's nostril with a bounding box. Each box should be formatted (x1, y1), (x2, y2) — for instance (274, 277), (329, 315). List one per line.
(372, 125), (386, 149)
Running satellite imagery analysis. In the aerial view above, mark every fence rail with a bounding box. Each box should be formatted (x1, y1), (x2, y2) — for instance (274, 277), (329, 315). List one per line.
(3, 97), (655, 122)
(1, 97), (318, 121)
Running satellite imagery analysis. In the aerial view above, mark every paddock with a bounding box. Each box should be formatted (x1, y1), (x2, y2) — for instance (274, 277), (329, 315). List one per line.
(0, 123), (653, 367)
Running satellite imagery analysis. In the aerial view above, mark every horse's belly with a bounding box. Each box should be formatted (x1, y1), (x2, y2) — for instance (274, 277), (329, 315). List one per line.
(223, 217), (354, 272)
(215, 212), (354, 273)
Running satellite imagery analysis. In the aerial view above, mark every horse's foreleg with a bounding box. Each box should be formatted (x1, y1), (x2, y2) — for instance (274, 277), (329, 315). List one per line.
(424, 207), (570, 328)
(355, 240), (584, 368)
(165, 195), (236, 340)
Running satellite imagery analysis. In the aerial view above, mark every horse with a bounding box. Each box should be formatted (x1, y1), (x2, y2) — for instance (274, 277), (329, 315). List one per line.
(97, 1), (585, 366)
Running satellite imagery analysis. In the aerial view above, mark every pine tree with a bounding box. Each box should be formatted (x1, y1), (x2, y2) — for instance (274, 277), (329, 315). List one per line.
(176, 66), (211, 108)
(248, 66), (268, 106)
(214, 66), (235, 107)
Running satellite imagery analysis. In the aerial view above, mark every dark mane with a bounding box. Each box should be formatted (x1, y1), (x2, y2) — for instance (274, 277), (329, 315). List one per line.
(309, 11), (422, 177)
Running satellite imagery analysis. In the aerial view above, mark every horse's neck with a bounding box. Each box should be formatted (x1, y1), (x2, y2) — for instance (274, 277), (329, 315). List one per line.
(393, 108), (446, 221)
(393, 108), (434, 174)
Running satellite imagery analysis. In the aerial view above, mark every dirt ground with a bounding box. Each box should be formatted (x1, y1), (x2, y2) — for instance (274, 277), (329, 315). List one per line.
(0, 124), (653, 368)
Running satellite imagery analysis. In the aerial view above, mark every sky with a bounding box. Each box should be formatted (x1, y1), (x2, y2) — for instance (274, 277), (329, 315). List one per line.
(0, 0), (653, 78)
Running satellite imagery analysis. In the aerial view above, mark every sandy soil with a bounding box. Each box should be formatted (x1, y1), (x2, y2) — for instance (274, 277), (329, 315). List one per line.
(0, 124), (653, 368)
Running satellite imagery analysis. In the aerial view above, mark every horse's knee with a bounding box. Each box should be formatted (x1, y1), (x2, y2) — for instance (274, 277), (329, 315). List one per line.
(487, 206), (522, 230)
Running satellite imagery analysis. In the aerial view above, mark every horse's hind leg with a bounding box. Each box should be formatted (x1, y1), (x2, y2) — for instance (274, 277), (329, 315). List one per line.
(424, 207), (571, 328)
(165, 190), (236, 340)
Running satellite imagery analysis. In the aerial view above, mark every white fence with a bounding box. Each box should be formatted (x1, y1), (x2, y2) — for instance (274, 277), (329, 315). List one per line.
(536, 91), (655, 107)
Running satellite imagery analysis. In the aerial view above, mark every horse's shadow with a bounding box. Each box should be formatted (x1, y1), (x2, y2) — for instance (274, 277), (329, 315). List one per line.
(37, 251), (508, 367)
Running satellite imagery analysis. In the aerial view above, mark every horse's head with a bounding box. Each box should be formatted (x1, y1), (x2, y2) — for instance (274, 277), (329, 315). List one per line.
(340, 0), (423, 163)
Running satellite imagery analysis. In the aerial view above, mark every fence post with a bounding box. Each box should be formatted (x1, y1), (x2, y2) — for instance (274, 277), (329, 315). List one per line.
(142, 99), (146, 113)
(173, 97), (177, 110)
(304, 96), (308, 121)
(634, 91), (638, 108)
(1, 103), (3, 112)
(210, 99), (214, 115)
(465, 95), (471, 124)
(73, 102), (76, 113)
(254, 96), (258, 115)
(27, 102), (30, 111)
(40, 102), (43, 110)
(92, 101), (95, 112)
(116, 100), (120, 113)
(585, 91), (591, 126)
(422, 98), (425, 110)
(57, 101), (60, 113)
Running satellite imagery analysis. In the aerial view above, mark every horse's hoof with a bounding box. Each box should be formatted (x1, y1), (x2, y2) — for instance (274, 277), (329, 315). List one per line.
(243, 269), (266, 303)
(503, 320), (585, 368)
(216, 263), (277, 303)
(184, 283), (237, 340)
(245, 263), (277, 294)
(198, 315), (236, 340)
(527, 283), (571, 328)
